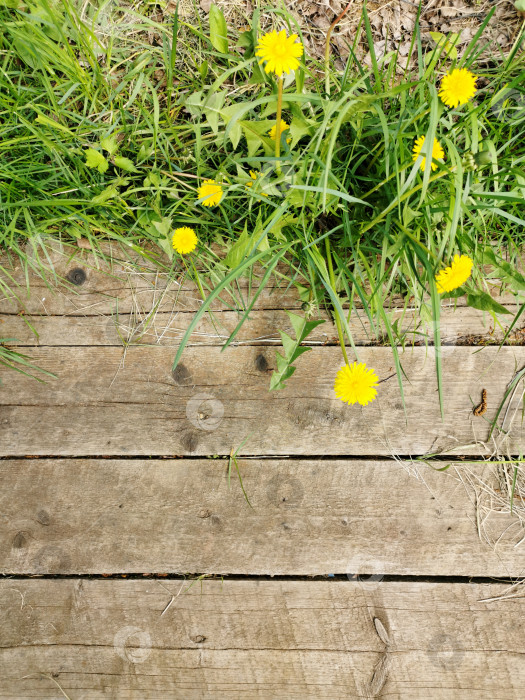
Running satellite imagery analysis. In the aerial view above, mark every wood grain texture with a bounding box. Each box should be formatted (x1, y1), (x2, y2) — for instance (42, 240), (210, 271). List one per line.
(0, 345), (523, 456)
(0, 579), (523, 699)
(1, 458), (523, 576)
(0, 247), (301, 316)
(1, 247), (520, 317)
(0, 304), (514, 348)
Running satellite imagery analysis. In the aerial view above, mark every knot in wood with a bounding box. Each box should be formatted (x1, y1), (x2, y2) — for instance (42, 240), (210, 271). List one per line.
(66, 268), (87, 286)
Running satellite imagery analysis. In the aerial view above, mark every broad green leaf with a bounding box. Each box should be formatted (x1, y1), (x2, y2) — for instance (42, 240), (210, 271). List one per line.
(203, 90), (227, 134)
(91, 184), (118, 204)
(114, 156), (138, 172)
(209, 4), (228, 54)
(152, 217), (172, 238)
(85, 148), (108, 174)
(289, 115), (315, 147)
(441, 286), (467, 299)
(240, 119), (274, 156)
(466, 292), (511, 315)
(182, 90), (204, 118)
(219, 105), (243, 148)
(223, 227), (251, 268)
(270, 312), (325, 390)
(158, 235), (174, 261)
(199, 60), (209, 81)
(101, 135), (119, 156)
(429, 31), (460, 60)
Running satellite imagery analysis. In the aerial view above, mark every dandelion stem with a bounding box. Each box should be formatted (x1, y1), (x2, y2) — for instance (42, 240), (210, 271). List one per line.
(275, 75), (283, 172)
(324, 0), (353, 95)
(325, 236), (350, 366)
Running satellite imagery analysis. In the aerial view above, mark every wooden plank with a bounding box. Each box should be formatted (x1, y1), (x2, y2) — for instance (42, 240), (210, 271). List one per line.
(0, 579), (523, 698)
(0, 304), (516, 347)
(0, 247), (301, 316)
(0, 346), (524, 456)
(1, 458), (523, 576)
(1, 247), (520, 317)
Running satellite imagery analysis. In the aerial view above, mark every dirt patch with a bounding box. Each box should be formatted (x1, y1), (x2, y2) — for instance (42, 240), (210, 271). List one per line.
(181, 0), (523, 70)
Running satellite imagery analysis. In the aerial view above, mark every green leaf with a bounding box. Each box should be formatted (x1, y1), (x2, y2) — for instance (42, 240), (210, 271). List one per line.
(289, 115), (315, 148)
(144, 171), (162, 189)
(199, 60), (209, 81)
(240, 120), (274, 156)
(101, 135), (119, 156)
(114, 156), (138, 172)
(91, 184), (119, 204)
(429, 31), (460, 60)
(270, 312), (325, 390)
(481, 249), (525, 292)
(441, 286), (467, 299)
(85, 148), (108, 174)
(149, 217), (174, 261)
(203, 90), (227, 134)
(182, 90), (204, 118)
(237, 30), (252, 49)
(35, 114), (74, 135)
(152, 217), (172, 238)
(466, 292), (512, 315)
(209, 4), (228, 54)
(223, 227), (251, 268)
(223, 220), (270, 268)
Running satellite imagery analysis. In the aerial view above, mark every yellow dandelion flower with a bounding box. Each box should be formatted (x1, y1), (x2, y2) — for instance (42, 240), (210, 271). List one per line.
(197, 179), (223, 207)
(268, 119), (291, 144)
(412, 136), (445, 171)
(334, 362), (379, 406)
(255, 29), (303, 76)
(435, 254), (473, 293)
(245, 170), (268, 196)
(439, 68), (477, 108)
(172, 226), (198, 255)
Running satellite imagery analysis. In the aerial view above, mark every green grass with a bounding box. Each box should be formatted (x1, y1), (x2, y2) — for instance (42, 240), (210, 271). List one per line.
(1, 0), (525, 402)
(0, 337), (56, 381)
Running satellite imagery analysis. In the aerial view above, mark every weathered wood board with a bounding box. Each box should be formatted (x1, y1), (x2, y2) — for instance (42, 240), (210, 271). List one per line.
(1, 244), (521, 317)
(0, 305), (515, 347)
(0, 579), (524, 699)
(0, 246), (302, 315)
(0, 458), (523, 576)
(2, 248), (525, 700)
(0, 345), (523, 456)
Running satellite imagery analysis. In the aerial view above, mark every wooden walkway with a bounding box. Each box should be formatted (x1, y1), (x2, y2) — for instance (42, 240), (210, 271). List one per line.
(1, 244), (525, 698)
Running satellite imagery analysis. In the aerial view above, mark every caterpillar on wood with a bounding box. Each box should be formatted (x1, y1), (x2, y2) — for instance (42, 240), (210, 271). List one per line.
(473, 389), (487, 417)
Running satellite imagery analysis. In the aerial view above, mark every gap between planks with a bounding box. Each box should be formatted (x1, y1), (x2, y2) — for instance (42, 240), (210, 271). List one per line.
(1, 305), (519, 348)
